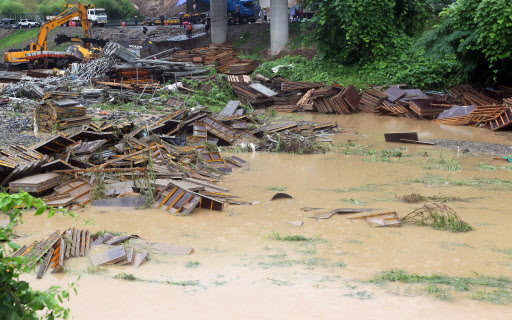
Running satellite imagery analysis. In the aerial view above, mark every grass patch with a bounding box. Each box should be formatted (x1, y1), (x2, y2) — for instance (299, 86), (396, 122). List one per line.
(373, 270), (512, 289)
(114, 273), (140, 281)
(86, 266), (108, 274)
(340, 198), (367, 205)
(259, 258), (324, 268)
(185, 261), (200, 268)
(92, 230), (123, 237)
(0, 28), (39, 51)
(166, 280), (200, 287)
(400, 193), (471, 203)
(269, 253), (288, 259)
(424, 285), (454, 301)
(424, 157), (462, 171)
(268, 231), (321, 242)
(412, 174), (512, 189)
(337, 184), (380, 192)
(332, 261), (347, 268)
(343, 290), (374, 300)
(498, 248), (512, 256)
(266, 186), (286, 192)
(346, 239), (364, 244)
(300, 249), (316, 255)
(374, 270), (512, 303)
(476, 162), (512, 171)
(267, 278), (293, 286)
(471, 290), (512, 304)
(234, 30), (253, 49)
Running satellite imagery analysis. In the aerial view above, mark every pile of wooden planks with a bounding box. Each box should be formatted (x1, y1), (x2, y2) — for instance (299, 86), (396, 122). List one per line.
(171, 45), (260, 75)
(35, 93), (92, 132)
(357, 89), (387, 113)
(12, 229), (91, 279)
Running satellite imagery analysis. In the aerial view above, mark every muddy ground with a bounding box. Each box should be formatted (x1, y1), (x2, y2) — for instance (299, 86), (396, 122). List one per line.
(13, 112), (512, 319)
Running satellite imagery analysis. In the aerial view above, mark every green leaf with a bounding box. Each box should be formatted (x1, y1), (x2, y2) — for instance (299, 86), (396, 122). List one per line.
(35, 207), (45, 216)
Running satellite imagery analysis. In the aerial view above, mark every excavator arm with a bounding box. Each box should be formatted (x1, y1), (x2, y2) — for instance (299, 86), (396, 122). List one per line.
(33, 3), (90, 51)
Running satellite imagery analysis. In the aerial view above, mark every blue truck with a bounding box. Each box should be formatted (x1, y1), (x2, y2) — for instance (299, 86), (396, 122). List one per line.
(187, 0), (261, 25)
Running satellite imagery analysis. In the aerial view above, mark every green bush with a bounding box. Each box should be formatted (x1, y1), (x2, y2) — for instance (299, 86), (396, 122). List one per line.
(0, 0), (26, 14)
(418, 0), (512, 84)
(255, 49), (459, 90)
(0, 192), (79, 319)
(303, 0), (433, 64)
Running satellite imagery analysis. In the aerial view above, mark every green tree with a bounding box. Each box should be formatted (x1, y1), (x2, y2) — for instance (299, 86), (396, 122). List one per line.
(418, 0), (512, 83)
(304, 0), (432, 63)
(0, 0), (26, 14)
(0, 192), (79, 319)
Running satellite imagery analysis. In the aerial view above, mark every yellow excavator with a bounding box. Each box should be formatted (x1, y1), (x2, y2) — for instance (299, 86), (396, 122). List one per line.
(4, 3), (101, 69)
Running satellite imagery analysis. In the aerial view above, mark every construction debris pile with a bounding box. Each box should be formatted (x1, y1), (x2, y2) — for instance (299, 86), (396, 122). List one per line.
(224, 75), (512, 131)
(0, 102), (339, 214)
(35, 92), (92, 131)
(11, 229), (194, 279)
(171, 44), (260, 75)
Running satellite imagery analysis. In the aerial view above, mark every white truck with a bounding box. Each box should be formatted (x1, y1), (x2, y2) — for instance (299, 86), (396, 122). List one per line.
(46, 8), (108, 27)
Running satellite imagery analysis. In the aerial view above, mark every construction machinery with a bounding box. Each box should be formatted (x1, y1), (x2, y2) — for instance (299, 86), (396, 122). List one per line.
(4, 3), (102, 69)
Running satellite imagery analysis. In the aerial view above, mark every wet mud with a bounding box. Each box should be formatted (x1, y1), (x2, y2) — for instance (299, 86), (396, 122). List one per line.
(15, 113), (512, 319)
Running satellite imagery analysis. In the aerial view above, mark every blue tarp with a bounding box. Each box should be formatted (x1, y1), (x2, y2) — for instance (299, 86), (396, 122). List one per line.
(176, 0), (186, 7)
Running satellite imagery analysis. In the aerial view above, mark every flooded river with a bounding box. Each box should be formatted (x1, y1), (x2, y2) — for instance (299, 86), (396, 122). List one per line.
(15, 114), (512, 319)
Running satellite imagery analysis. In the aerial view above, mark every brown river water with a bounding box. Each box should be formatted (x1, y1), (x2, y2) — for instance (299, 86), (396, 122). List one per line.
(14, 113), (512, 319)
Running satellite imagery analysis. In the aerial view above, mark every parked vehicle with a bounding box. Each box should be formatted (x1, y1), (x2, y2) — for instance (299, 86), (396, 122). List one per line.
(19, 19), (41, 28)
(1, 19), (20, 29)
(46, 4), (108, 27)
(188, 0), (260, 25)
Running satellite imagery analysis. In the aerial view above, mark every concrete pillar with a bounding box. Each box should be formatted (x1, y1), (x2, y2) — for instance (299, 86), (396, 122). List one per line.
(211, 0), (227, 44)
(270, 0), (289, 54)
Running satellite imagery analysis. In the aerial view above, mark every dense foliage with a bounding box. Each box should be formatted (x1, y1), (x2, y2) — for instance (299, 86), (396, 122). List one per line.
(0, 0), (25, 14)
(418, 0), (512, 83)
(255, 51), (458, 90)
(0, 192), (78, 319)
(304, 0), (433, 63)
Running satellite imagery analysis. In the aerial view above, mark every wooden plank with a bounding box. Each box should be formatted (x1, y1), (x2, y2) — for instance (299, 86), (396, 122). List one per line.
(249, 83), (278, 97)
(93, 196), (147, 207)
(12, 245), (28, 258)
(133, 251), (148, 267)
(218, 100), (241, 116)
(80, 230), (86, 257)
(36, 247), (54, 279)
(384, 132), (419, 143)
(126, 248), (134, 265)
(18, 241), (37, 258)
(64, 229), (72, 258)
(59, 237), (66, 266)
(51, 265), (62, 274)
(90, 245), (126, 266)
(84, 230), (91, 256)
(70, 228), (77, 257)
(75, 229), (81, 257)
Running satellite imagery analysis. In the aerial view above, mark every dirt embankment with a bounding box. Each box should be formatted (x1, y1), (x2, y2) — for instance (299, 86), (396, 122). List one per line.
(130, 0), (186, 18)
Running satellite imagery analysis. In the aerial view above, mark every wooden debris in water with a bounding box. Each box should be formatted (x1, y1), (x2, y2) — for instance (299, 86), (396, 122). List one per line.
(401, 203), (472, 232)
(348, 212), (402, 227)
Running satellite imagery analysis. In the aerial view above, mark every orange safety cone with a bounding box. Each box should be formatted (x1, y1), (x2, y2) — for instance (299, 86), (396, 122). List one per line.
(121, 21), (125, 27)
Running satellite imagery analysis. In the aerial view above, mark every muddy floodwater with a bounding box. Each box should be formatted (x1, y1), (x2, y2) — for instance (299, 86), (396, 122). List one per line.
(16, 114), (512, 319)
